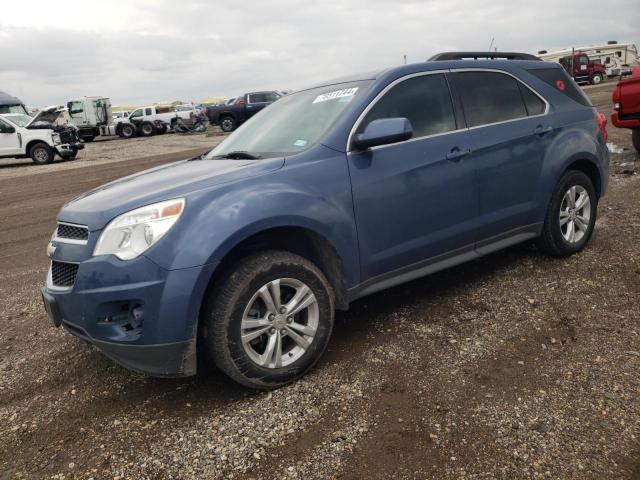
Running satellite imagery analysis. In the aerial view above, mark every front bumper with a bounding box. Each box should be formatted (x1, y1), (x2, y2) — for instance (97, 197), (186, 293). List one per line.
(611, 111), (640, 129)
(55, 142), (85, 157)
(42, 252), (216, 377)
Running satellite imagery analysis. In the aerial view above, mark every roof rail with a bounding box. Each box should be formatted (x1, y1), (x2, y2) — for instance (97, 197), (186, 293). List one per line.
(428, 51), (541, 61)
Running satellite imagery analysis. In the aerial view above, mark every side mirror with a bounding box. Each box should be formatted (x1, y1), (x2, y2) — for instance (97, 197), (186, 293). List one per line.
(352, 117), (413, 151)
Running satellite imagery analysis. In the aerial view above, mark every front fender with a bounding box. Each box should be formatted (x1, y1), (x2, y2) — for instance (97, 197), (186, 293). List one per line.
(144, 148), (360, 288)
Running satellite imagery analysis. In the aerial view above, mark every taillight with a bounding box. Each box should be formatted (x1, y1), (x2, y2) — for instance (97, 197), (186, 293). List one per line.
(595, 111), (608, 142)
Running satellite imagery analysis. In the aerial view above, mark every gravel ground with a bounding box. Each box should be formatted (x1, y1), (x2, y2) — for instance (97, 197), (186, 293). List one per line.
(0, 81), (639, 479)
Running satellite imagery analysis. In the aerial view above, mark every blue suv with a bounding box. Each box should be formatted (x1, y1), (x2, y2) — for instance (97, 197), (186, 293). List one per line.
(42, 52), (609, 389)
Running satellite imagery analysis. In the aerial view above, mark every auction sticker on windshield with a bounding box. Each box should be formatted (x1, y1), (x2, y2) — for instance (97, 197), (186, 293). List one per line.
(313, 88), (358, 104)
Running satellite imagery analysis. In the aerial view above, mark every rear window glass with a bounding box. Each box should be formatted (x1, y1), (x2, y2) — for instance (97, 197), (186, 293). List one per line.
(453, 71), (527, 127)
(527, 68), (592, 107)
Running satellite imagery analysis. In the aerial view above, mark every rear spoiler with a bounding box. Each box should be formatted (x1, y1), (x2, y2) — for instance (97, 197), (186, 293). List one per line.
(428, 51), (541, 61)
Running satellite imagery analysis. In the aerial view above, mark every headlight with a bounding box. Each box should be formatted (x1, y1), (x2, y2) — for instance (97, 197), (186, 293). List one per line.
(52, 132), (61, 145)
(93, 198), (185, 260)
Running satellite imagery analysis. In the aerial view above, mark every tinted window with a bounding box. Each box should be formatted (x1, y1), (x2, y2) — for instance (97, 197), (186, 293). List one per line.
(145, 108), (152, 115)
(527, 67), (592, 107)
(358, 74), (456, 138)
(454, 71), (527, 127)
(518, 83), (546, 116)
(264, 92), (280, 102)
(249, 93), (267, 103)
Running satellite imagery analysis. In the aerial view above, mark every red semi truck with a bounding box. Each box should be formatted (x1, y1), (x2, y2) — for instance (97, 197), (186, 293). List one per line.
(612, 66), (640, 152)
(559, 53), (607, 85)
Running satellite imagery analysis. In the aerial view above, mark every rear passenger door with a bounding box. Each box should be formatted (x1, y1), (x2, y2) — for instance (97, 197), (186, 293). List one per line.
(449, 70), (551, 244)
(347, 73), (476, 280)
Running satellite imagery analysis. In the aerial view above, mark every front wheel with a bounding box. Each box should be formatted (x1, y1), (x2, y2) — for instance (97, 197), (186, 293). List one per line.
(120, 123), (135, 138)
(632, 129), (640, 153)
(202, 251), (335, 389)
(537, 170), (597, 257)
(590, 73), (603, 85)
(30, 142), (54, 164)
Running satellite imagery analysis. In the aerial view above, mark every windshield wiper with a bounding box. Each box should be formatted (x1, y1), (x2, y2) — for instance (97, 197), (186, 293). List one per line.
(216, 151), (261, 160)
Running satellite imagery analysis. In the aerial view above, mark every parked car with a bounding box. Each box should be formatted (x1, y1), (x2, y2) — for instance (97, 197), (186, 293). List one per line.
(113, 111), (130, 121)
(42, 52), (608, 388)
(0, 107), (83, 164)
(559, 53), (607, 85)
(611, 66), (640, 151)
(205, 91), (282, 131)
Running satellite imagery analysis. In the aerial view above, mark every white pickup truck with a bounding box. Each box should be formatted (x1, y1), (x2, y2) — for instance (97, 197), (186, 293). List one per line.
(0, 107), (84, 164)
(127, 105), (197, 129)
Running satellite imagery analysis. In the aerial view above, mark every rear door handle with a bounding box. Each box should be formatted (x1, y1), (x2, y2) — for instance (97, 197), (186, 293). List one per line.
(534, 125), (553, 136)
(446, 147), (472, 162)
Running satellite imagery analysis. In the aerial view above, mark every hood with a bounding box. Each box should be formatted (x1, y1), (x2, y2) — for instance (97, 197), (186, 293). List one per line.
(58, 156), (285, 230)
(26, 105), (72, 128)
(0, 90), (24, 106)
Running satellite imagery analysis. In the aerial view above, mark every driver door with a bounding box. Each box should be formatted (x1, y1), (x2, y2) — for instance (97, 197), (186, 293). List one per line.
(346, 73), (477, 281)
(0, 118), (20, 156)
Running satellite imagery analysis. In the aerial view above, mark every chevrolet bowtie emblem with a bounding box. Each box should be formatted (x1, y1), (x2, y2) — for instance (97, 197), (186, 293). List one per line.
(46, 242), (57, 258)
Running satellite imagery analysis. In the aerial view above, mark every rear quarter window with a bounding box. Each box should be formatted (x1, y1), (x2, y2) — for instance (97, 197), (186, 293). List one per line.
(527, 68), (592, 107)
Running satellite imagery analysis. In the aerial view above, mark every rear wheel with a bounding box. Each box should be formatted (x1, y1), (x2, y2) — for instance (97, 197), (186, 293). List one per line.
(632, 129), (640, 153)
(202, 251), (334, 389)
(537, 170), (597, 257)
(30, 142), (54, 165)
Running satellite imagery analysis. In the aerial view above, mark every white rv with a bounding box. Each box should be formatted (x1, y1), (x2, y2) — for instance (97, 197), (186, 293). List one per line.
(537, 41), (638, 77)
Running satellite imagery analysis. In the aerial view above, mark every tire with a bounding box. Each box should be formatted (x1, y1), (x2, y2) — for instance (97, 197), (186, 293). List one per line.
(156, 123), (167, 135)
(632, 129), (640, 153)
(219, 116), (236, 132)
(140, 121), (155, 137)
(537, 170), (597, 257)
(29, 142), (54, 165)
(120, 123), (135, 139)
(202, 251), (335, 389)
(590, 73), (603, 85)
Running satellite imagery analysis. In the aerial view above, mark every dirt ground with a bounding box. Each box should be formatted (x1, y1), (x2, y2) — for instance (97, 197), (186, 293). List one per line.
(1, 82), (638, 480)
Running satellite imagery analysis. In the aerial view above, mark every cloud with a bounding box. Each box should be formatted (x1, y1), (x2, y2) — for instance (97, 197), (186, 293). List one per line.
(0, 0), (638, 106)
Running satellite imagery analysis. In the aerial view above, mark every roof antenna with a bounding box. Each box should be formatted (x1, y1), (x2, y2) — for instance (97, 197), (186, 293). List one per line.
(488, 37), (495, 51)
(403, 55), (407, 65)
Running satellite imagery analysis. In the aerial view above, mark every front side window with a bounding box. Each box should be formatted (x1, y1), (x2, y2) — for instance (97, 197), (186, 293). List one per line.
(453, 71), (527, 127)
(580, 56), (589, 66)
(0, 118), (14, 133)
(68, 101), (84, 115)
(129, 109), (142, 118)
(356, 73), (456, 139)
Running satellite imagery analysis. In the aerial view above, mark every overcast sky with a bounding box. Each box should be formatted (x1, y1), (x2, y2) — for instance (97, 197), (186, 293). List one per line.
(1, 0), (638, 107)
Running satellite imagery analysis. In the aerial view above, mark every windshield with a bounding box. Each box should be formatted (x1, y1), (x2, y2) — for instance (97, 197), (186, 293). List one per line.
(0, 104), (28, 115)
(5, 114), (32, 127)
(206, 80), (372, 159)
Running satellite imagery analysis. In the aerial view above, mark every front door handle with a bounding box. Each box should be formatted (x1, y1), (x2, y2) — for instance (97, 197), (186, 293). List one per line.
(534, 125), (553, 136)
(446, 147), (472, 162)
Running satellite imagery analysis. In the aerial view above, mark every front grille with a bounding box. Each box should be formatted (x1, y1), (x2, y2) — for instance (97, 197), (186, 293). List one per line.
(51, 261), (79, 288)
(56, 223), (88, 241)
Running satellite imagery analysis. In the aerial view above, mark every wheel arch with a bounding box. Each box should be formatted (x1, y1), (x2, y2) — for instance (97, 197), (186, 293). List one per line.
(202, 224), (349, 312)
(25, 139), (50, 156)
(563, 157), (603, 198)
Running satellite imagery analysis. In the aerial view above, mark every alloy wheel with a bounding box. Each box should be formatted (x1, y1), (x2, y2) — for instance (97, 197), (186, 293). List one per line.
(240, 278), (318, 369)
(559, 185), (591, 244)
